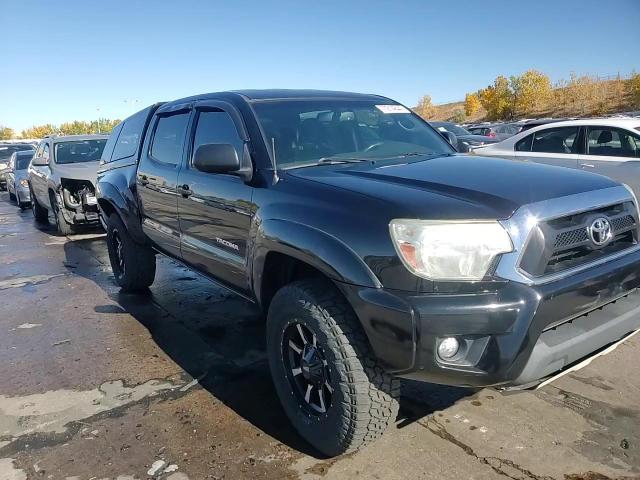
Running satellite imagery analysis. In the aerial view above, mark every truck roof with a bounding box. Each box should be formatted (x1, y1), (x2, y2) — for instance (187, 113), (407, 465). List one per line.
(160, 89), (391, 109)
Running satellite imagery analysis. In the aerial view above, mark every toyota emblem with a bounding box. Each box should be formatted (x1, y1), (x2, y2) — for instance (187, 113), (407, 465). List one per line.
(588, 217), (612, 246)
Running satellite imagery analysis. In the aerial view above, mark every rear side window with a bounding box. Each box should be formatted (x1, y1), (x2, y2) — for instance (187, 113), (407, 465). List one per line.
(531, 127), (579, 154)
(101, 122), (123, 163)
(150, 113), (190, 165)
(192, 111), (243, 162)
(515, 134), (533, 151)
(112, 108), (151, 161)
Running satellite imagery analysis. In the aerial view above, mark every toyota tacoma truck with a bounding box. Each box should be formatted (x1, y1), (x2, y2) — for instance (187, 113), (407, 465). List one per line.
(96, 90), (640, 456)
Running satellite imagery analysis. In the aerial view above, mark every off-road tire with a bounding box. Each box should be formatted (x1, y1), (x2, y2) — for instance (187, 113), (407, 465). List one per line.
(267, 278), (400, 457)
(31, 189), (49, 223)
(50, 191), (73, 235)
(106, 213), (156, 292)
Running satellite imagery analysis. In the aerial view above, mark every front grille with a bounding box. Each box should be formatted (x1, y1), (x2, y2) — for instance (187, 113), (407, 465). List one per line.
(519, 202), (639, 277)
(555, 227), (588, 248)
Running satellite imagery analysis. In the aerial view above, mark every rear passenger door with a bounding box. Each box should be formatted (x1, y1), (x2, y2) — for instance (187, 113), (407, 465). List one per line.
(513, 126), (580, 169)
(136, 105), (192, 258)
(578, 126), (640, 197)
(176, 101), (255, 293)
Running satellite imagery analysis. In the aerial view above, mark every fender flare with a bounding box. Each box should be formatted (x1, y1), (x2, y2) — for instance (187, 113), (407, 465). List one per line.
(96, 181), (148, 245)
(251, 218), (381, 305)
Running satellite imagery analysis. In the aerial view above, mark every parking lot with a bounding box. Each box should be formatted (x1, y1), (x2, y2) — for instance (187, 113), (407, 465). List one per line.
(0, 190), (638, 479)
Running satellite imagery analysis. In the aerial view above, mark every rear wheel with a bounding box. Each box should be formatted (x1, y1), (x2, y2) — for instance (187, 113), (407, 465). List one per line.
(50, 191), (73, 235)
(31, 188), (49, 223)
(267, 278), (400, 457)
(106, 213), (156, 291)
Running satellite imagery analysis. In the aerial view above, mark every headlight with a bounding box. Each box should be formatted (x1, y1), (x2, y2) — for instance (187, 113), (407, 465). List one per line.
(0, 163), (7, 170)
(389, 219), (513, 281)
(20, 179), (29, 187)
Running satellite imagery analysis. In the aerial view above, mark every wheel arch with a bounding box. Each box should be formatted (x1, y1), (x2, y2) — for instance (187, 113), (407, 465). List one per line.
(252, 218), (381, 311)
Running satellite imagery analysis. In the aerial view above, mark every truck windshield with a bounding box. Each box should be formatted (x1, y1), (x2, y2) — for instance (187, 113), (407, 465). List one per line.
(253, 100), (454, 168)
(54, 140), (107, 164)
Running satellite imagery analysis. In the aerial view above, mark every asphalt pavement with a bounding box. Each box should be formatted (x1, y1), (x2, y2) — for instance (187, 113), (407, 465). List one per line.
(0, 190), (638, 480)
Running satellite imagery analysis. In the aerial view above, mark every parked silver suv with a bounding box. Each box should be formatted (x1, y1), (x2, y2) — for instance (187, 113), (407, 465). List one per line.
(28, 134), (108, 234)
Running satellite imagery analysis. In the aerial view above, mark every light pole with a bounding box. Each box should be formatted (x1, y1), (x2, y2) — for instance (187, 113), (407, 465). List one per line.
(96, 107), (101, 134)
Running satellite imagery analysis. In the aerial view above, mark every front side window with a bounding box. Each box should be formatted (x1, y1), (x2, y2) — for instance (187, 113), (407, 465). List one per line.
(253, 100), (453, 168)
(531, 127), (579, 154)
(587, 127), (640, 158)
(192, 110), (243, 162)
(54, 140), (106, 164)
(150, 113), (190, 165)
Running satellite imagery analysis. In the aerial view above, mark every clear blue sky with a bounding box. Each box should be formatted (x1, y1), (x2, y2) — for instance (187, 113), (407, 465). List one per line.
(1, 0), (638, 132)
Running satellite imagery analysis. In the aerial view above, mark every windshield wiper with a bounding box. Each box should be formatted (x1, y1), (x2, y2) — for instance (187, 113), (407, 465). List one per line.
(317, 157), (370, 165)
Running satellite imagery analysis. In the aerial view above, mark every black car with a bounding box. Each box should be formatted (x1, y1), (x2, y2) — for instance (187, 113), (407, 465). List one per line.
(430, 121), (499, 151)
(97, 90), (640, 456)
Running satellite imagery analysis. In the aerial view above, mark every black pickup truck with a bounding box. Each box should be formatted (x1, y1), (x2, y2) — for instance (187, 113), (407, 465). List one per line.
(96, 90), (640, 456)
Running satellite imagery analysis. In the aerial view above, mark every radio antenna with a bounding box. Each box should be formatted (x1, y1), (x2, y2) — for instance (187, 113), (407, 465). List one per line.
(271, 137), (279, 183)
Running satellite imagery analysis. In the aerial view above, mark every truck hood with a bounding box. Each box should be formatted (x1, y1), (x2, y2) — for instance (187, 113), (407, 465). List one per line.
(286, 154), (619, 220)
(54, 161), (100, 185)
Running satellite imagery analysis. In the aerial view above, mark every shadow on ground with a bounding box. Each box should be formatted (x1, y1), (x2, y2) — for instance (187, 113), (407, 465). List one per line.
(63, 235), (472, 458)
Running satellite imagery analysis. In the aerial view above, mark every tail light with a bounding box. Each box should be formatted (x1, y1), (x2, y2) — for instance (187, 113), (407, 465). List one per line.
(487, 132), (496, 138)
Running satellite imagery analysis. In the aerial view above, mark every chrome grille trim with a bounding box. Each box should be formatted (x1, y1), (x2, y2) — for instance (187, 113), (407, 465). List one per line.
(496, 186), (640, 285)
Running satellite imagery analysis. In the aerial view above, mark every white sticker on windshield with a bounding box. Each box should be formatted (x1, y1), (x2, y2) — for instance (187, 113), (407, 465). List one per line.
(375, 104), (409, 114)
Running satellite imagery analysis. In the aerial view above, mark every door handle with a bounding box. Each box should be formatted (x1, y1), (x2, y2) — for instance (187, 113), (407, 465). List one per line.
(178, 184), (192, 198)
(139, 175), (149, 186)
(582, 163), (595, 168)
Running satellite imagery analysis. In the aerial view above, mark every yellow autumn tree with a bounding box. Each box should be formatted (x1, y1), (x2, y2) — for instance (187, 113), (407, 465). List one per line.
(20, 124), (58, 138)
(414, 95), (436, 119)
(510, 70), (552, 117)
(0, 126), (15, 140)
(478, 76), (512, 120)
(464, 93), (480, 117)
(631, 73), (640, 107)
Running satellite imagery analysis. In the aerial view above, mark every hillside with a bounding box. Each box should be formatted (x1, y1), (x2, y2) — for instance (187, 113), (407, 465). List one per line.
(428, 77), (639, 123)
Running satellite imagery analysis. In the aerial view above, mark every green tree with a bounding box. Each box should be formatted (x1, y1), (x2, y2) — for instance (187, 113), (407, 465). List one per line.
(451, 110), (466, 123)
(0, 126), (15, 140)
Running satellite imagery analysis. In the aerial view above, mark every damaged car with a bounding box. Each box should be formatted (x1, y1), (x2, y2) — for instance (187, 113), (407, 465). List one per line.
(28, 134), (108, 234)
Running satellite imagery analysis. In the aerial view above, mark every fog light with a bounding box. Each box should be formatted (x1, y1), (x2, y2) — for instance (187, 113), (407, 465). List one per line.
(437, 337), (460, 360)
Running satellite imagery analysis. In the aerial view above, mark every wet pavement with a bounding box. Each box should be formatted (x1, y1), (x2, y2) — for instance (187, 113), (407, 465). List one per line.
(0, 190), (639, 480)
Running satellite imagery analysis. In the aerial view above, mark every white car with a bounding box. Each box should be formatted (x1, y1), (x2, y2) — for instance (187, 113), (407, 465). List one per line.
(474, 118), (640, 196)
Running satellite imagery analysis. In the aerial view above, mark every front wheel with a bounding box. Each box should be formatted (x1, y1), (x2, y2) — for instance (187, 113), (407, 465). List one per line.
(8, 190), (16, 202)
(50, 191), (73, 235)
(31, 189), (49, 223)
(267, 279), (400, 457)
(106, 213), (156, 292)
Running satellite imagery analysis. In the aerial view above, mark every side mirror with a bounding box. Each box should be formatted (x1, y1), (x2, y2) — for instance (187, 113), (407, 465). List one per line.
(193, 143), (239, 174)
(440, 131), (459, 151)
(31, 157), (49, 167)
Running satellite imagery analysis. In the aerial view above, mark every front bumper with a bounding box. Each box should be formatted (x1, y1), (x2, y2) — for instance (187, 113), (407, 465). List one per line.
(16, 185), (31, 202)
(338, 247), (640, 388)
